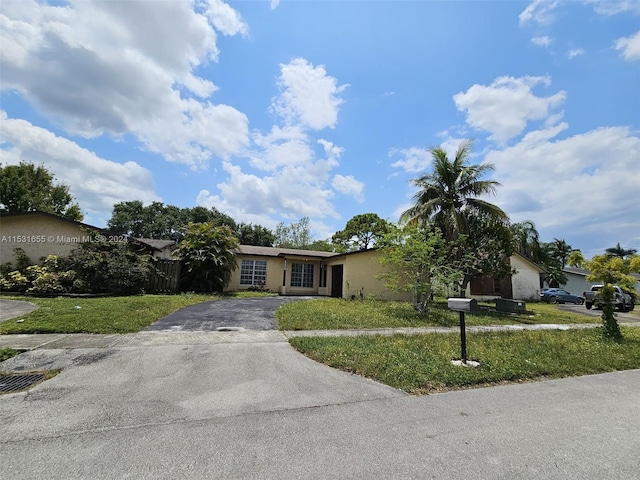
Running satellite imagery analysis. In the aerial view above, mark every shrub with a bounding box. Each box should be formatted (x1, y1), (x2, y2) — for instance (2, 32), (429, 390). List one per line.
(0, 270), (29, 292)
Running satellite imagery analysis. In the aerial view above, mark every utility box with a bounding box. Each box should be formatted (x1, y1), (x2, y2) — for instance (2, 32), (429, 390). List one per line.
(495, 298), (526, 313)
(447, 298), (478, 312)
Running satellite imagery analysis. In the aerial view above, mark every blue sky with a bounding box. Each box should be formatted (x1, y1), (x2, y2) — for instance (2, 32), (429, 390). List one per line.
(1, 0), (638, 257)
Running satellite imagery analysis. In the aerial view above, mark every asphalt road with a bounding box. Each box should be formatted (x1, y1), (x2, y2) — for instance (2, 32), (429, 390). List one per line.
(555, 303), (639, 322)
(1, 336), (639, 479)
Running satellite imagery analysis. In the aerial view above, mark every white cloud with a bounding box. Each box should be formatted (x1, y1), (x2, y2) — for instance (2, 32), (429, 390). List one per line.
(615, 30), (640, 61)
(0, 112), (159, 220)
(519, 0), (560, 26)
(196, 160), (340, 225)
(250, 125), (313, 171)
(568, 48), (585, 58)
(271, 58), (349, 130)
(453, 76), (567, 144)
(332, 175), (365, 202)
(203, 0), (249, 36)
(531, 36), (552, 47)
(270, 0), (281, 10)
(389, 147), (432, 173)
(0, 0), (249, 168)
(584, 0), (640, 16)
(485, 124), (640, 256)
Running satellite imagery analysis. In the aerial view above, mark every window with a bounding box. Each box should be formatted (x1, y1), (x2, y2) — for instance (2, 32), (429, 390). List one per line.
(240, 260), (267, 286)
(291, 263), (314, 288)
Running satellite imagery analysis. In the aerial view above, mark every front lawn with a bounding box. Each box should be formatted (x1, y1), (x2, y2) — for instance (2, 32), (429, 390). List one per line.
(0, 293), (262, 334)
(289, 327), (640, 394)
(276, 297), (599, 331)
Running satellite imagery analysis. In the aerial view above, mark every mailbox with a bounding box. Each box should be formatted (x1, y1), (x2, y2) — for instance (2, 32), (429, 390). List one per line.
(447, 298), (478, 312)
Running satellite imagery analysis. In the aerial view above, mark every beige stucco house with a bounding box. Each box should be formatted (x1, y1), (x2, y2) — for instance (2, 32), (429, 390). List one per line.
(227, 245), (545, 302)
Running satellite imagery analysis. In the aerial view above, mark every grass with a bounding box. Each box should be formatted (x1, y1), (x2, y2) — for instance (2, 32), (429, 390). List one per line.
(276, 297), (599, 331)
(0, 292), (270, 334)
(0, 348), (23, 362)
(289, 327), (640, 395)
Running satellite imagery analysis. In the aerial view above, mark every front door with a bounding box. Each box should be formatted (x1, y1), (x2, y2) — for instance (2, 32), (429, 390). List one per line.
(331, 265), (343, 298)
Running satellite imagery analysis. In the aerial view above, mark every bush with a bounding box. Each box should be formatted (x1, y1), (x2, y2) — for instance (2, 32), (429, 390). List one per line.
(0, 242), (151, 296)
(0, 270), (30, 292)
(66, 238), (151, 295)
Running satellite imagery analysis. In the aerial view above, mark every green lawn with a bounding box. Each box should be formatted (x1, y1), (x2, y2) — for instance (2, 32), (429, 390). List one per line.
(0, 292), (271, 334)
(276, 297), (599, 331)
(0, 348), (22, 362)
(289, 327), (640, 395)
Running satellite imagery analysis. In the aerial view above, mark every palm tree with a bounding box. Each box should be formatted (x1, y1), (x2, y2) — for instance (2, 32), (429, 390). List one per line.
(510, 220), (540, 260)
(401, 140), (508, 240)
(605, 242), (637, 259)
(551, 238), (573, 268)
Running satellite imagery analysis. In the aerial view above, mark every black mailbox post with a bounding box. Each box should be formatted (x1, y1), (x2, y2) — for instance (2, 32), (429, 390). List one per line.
(447, 298), (478, 364)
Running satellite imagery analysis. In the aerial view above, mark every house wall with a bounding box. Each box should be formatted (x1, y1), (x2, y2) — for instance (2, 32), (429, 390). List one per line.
(325, 250), (411, 301)
(0, 214), (94, 265)
(562, 273), (592, 296)
(510, 255), (543, 301)
(227, 255), (285, 293)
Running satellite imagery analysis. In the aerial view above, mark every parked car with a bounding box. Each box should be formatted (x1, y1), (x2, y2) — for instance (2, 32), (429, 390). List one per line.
(540, 288), (585, 305)
(583, 285), (635, 312)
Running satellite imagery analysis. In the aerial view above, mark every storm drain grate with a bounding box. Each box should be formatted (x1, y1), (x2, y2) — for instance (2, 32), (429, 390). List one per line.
(0, 374), (46, 393)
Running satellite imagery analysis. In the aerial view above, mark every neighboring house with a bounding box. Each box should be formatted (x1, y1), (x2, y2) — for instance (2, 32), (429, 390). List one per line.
(132, 238), (176, 259)
(465, 252), (546, 302)
(557, 266), (640, 296)
(0, 211), (175, 265)
(0, 211), (112, 265)
(227, 246), (545, 302)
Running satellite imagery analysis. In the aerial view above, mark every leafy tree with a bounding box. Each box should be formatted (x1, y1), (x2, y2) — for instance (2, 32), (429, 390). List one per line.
(308, 239), (336, 252)
(0, 162), (83, 220)
(175, 222), (239, 293)
(605, 242), (637, 259)
(378, 223), (448, 313)
(400, 140), (507, 241)
(274, 217), (312, 249)
(332, 213), (391, 252)
(585, 255), (639, 293)
(567, 250), (586, 268)
(585, 254), (640, 341)
(236, 223), (275, 246)
(600, 284), (622, 341)
(108, 201), (236, 239)
(446, 212), (515, 295)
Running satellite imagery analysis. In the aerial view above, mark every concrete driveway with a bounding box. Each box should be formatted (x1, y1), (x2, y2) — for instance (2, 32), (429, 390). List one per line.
(144, 295), (313, 332)
(0, 299), (38, 322)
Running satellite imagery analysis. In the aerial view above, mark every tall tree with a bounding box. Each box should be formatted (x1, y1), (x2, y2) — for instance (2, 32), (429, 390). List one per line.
(236, 223), (275, 247)
(274, 217), (312, 249)
(605, 242), (637, 259)
(400, 140), (507, 241)
(550, 238), (573, 268)
(0, 162), (83, 220)
(510, 220), (541, 261)
(108, 201), (236, 239)
(399, 141), (511, 296)
(332, 213), (391, 252)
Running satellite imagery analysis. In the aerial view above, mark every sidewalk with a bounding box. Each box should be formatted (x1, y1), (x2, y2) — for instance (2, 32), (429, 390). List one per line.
(2, 321), (639, 350)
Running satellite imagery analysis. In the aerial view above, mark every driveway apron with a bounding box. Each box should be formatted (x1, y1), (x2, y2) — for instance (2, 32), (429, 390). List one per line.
(143, 295), (313, 332)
